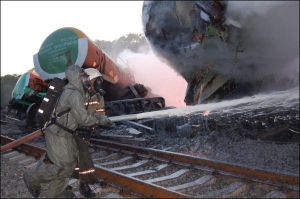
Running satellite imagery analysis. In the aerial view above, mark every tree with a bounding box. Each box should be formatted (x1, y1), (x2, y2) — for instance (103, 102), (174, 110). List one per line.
(94, 33), (150, 57)
(0, 75), (20, 107)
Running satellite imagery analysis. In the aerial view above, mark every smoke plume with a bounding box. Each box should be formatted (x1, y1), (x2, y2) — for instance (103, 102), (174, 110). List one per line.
(225, 1), (299, 81)
(117, 49), (187, 107)
(142, 1), (299, 87)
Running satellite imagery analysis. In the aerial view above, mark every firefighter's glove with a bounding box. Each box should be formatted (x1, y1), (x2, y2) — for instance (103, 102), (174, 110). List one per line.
(96, 115), (114, 127)
(98, 89), (106, 96)
(107, 119), (115, 127)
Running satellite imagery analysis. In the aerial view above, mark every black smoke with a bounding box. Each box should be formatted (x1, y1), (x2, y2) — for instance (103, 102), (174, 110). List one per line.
(142, 1), (299, 88)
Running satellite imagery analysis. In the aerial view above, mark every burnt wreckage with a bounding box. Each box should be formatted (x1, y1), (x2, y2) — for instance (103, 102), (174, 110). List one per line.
(142, 1), (299, 105)
(141, 1), (299, 142)
(143, 87), (299, 144)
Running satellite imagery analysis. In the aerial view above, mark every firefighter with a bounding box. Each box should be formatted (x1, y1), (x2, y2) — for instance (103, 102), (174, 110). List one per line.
(23, 65), (113, 198)
(83, 68), (106, 116)
(73, 68), (108, 198)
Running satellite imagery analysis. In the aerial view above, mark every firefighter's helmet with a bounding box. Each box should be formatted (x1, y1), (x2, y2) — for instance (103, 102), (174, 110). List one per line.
(83, 68), (105, 96)
(84, 68), (102, 80)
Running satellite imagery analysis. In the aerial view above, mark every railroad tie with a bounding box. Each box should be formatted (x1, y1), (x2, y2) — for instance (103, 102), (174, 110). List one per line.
(9, 153), (27, 164)
(91, 151), (108, 159)
(3, 150), (19, 158)
(168, 175), (216, 192)
(2, 134), (298, 198)
(18, 156), (36, 166)
(198, 181), (249, 198)
(263, 190), (287, 198)
(24, 162), (38, 169)
(127, 169), (155, 178)
(127, 164), (170, 178)
(145, 169), (190, 184)
(93, 153), (121, 162)
(96, 156), (134, 168)
(111, 160), (150, 172)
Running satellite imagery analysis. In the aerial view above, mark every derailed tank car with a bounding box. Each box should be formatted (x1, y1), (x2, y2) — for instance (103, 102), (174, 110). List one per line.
(33, 27), (150, 101)
(9, 27), (165, 127)
(7, 72), (49, 126)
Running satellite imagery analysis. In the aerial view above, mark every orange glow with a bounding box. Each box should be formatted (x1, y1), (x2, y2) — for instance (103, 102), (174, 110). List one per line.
(203, 110), (210, 116)
(118, 50), (187, 108)
(96, 108), (105, 112)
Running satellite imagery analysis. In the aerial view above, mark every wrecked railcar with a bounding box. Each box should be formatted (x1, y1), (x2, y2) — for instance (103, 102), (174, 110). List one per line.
(142, 0), (299, 105)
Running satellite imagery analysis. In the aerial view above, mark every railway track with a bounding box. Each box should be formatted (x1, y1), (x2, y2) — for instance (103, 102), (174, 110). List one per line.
(1, 135), (299, 198)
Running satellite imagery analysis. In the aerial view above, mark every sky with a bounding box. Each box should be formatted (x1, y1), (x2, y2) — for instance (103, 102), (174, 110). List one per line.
(1, 1), (187, 107)
(1, 1), (145, 76)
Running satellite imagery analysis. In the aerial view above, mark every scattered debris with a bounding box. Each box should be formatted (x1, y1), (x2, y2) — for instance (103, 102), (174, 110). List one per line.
(126, 128), (143, 137)
(0, 120), (11, 125)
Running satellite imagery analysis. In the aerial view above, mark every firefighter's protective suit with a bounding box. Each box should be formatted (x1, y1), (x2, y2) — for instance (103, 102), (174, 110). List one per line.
(74, 69), (107, 197)
(23, 65), (112, 198)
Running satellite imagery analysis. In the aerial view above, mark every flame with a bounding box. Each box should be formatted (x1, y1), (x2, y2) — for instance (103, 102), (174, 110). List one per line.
(203, 110), (210, 116)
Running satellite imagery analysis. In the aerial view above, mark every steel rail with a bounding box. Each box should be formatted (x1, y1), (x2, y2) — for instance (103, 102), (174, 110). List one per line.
(0, 135), (188, 198)
(2, 135), (298, 197)
(95, 166), (189, 198)
(1, 136), (46, 159)
(90, 138), (299, 187)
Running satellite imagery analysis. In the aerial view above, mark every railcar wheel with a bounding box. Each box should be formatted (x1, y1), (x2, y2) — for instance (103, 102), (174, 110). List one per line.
(26, 103), (40, 127)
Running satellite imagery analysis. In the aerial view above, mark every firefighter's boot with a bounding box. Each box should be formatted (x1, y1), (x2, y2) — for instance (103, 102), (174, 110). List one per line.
(79, 183), (96, 198)
(23, 171), (41, 198)
(99, 179), (106, 188)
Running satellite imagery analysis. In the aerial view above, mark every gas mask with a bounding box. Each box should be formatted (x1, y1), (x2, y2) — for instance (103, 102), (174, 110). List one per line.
(81, 70), (96, 97)
(81, 70), (106, 97)
(94, 76), (106, 96)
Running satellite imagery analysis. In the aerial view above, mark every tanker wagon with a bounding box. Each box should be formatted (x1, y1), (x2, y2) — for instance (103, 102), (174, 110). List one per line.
(7, 71), (50, 126)
(8, 27), (165, 127)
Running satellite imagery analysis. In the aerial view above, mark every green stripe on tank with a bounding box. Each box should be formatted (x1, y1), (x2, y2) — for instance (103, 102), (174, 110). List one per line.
(12, 73), (28, 99)
(38, 28), (79, 74)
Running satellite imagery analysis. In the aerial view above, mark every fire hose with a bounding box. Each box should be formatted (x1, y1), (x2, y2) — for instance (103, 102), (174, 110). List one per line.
(1, 106), (211, 153)
(1, 114), (138, 153)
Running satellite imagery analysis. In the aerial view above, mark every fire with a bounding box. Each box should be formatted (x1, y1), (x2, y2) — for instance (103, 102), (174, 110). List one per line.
(203, 110), (210, 116)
